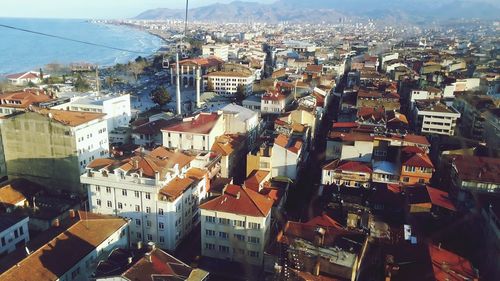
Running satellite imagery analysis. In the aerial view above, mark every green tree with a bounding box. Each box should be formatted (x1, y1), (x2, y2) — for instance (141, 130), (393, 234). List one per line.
(206, 79), (214, 92)
(27, 81), (36, 87)
(235, 84), (246, 103)
(39, 68), (44, 80)
(151, 86), (172, 108)
(74, 74), (90, 92)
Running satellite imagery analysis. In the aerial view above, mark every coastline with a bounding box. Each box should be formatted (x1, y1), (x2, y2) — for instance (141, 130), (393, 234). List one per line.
(0, 18), (164, 77)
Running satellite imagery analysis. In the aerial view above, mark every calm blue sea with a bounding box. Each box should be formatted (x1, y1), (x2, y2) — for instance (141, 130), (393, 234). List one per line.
(0, 18), (162, 76)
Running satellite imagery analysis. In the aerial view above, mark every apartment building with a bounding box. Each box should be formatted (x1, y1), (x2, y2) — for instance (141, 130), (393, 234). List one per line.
(272, 134), (304, 180)
(0, 90), (53, 116)
(326, 132), (374, 162)
(162, 112), (225, 151)
(220, 103), (260, 146)
(205, 71), (254, 97)
(453, 94), (495, 141)
(400, 147), (434, 185)
(211, 134), (247, 180)
(82, 147), (219, 251)
(0, 215), (29, 255)
(200, 184), (273, 266)
(414, 102), (460, 136)
(1, 109), (108, 194)
(322, 160), (372, 188)
(202, 44), (229, 61)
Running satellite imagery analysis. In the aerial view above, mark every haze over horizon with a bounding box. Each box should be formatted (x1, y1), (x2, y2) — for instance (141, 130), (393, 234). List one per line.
(0, 0), (498, 20)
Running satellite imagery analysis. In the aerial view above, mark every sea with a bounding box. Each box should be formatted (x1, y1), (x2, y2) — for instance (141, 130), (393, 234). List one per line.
(0, 18), (163, 76)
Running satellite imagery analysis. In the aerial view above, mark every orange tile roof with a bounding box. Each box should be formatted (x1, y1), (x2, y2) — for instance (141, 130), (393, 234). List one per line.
(426, 186), (456, 211)
(274, 134), (289, 148)
(428, 244), (478, 281)
(159, 177), (195, 201)
(186, 167), (207, 180)
(206, 71), (252, 78)
(305, 214), (344, 229)
(0, 211), (127, 281)
(402, 152), (434, 169)
(244, 170), (270, 192)
(0, 184), (26, 206)
(0, 90), (53, 109)
(34, 108), (105, 127)
(162, 112), (221, 134)
(211, 134), (246, 156)
(200, 184), (273, 217)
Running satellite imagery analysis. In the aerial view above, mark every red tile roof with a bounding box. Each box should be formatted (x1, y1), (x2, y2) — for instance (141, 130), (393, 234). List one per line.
(426, 186), (456, 211)
(244, 170), (270, 192)
(200, 184), (273, 217)
(262, 90), (286, 101)
(162, 112), (221, 134)
(305, 214), (343, 229)
(336, 161), (373, 174)
(332, 122), (359, 129)
(178, 56), (224, 67)
(402, 152), (434, 169)
(428, 244), (478, 281)
(159, 177), (195, 201)
(328, 132), (374, 142)
(0, 90), (53, 109)
(403, 134), (430, 146)
(452, 155), (500, 184)
(305, 64), (323, 73)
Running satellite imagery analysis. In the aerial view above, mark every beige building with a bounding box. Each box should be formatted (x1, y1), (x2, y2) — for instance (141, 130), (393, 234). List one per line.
(200, 184), (273, 266)
(1, 109), (108, 194)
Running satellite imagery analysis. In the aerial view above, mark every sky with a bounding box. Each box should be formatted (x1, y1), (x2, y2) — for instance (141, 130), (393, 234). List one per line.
(0, 0), (274, 19)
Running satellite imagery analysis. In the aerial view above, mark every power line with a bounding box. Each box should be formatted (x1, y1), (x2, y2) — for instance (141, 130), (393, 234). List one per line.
(0, 23), (149, 55)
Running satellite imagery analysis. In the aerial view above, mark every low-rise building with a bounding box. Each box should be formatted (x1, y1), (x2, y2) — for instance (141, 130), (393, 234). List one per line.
(414, 102), (460, 136)
(205, 71), (254, 97)
(453, 94), (496, 141)
(450, 155), (500, 196)
(200, 184), (273, 266)
(0, 90), (54, 116)
(5, 71), (46, 85)
(0, 215), (29, 255)
(322, 160), (372, 188)
(220, 103), (260, 146)
(261, 91), (288, 115)
(202, 44), (229, 62)
(272, 134), (304, 180)
(326, 132), (374, 162)
(211, 134), (247, 181)
(162, 112), (225, 151)
(400, 147), (434, 185)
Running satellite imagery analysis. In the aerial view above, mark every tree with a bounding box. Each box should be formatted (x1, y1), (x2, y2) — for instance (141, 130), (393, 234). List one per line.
(151, 86), (172, 108)
(235, 84), (246, 103)
(129, 60), (146, 81)
(74, 74), (90, 92)
(206, 79), (214, 92)
(39, 68), (44, 80)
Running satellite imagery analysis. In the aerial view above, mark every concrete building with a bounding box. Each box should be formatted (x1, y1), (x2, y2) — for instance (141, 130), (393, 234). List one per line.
(450, 155), (500, 196)
(0, 211), (129, 281)
(205, 71), (254, 97)
(271, 134), (304, 180)
(51, 93), (131, 140)
(5, 71), (46, 85)
(162, 112), (225, 151)
(483, 108), (500, 149)
(453, 95), (495, 141)
(0, 215), (29, 255)
(202, 44), (229, 61)
(414, 102), (460, 136)
(171, 56), (224, 87)
(1, 109), (109, 194)
(242, 95), (261, 113)
(400, 147), (434, 186)
(82, 147), (219, 251)
(200, 184), (273, 266)
(94, 246), (209, 281)
(321, 160), (372, 188)
(326, 132), (374, 162)
(0, 90), (54, 116)
(247, 142), (273, 178)
(261, 91), (289, 115)
(211, 134), (247, 181)
(220, 103), (260, 147)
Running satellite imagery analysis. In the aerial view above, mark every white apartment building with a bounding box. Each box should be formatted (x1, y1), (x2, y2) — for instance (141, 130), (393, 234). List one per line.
(219, 103), (260, 146)
(0, 211), (129, 281)
(52, 93), (131, 140)
(162, 112), (225, 151)
(82, 147), (219, 251)
(206, 71), (254, 97)
(415, 102), (461, 136)
(261, 92), (287, 114)
(202, 44), (229, 61)
(272, 134), (303, 180)
(0, 215), (29, 255)
(200, 184), (273, 266)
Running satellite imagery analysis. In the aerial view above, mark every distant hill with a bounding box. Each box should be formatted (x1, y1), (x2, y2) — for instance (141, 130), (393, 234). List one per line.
(135, 0), (500, 23)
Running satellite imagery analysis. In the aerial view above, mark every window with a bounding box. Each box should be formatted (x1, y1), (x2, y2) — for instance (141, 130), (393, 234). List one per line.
(158, 208), (164, 215)
(106, 187), (111, 193)
(122, 190), (127, 196)
(146, 220), (151, 227)
(146, 207), (151, 213)
(205, 243), (215, 250)
(1, 237), (5, 247)
(134, 191), (140, 198)
(206, 229), (216, 236)
(219, 232), (229, 239)
(137, 232), (142, 239)
(159, 236), (165, 243)
(219, 245), (230, 253)
(233, 220), (245, 227)
(248, 250), (259, 258)
(14, 229), (18, 238)
(248, 236), (260, 244)
(145, 193), (151, 200)
(117, 202), (123, 209)
(19, 226), (24, 236)
(95, 186), (101, 192)
(403, 177), (410, 183)
(219, 218), (230, 225)
(96, 199), (101, 206)
(71, 267), (80, 279)
(147, 234), (153, 241)
(234, 234), (245, 241)
(159, 222), (164, 229)
(135, 205), (140, 212)
(205, 216), (216, 223)
(107, 201), (112, 208)
(135, 219), (141, 226)
(248, 222), (261, 230)
(418, 178), (425, 184)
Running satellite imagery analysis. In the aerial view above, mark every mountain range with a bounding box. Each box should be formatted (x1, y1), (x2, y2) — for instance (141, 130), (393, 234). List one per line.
(135, 0), (500, 23)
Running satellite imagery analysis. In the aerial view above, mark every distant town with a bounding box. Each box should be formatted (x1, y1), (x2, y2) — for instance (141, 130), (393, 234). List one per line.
(0, 11), (499, 281)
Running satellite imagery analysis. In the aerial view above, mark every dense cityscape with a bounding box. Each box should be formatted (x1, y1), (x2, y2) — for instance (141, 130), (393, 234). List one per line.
(0, 1), (499, 281)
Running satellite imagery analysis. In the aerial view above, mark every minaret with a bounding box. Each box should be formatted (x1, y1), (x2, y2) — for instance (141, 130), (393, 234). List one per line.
(176, 53), (182, 116)
(196, 67), (201, 108)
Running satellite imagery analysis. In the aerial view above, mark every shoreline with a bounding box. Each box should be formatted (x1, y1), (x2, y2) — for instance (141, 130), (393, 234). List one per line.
(0, 19), (164, 77)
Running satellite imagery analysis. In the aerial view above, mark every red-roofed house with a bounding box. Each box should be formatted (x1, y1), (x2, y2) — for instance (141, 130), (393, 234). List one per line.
(0, 90), (54, 116)
(272, 134), (304, 180)
(162, 112), (225, 151)
(326, 132), (374, 162)
(428, 244), (479, 281)
(6, 71), (47, 85)
(400, 149), (434, 185)
(322, 159), (372, 188)
(200, 184), (273, 266)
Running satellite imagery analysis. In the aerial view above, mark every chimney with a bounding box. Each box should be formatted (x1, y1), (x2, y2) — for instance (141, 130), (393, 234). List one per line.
(136, 241), (143, 250)
(236, 192), (240, 199)
(147, 241), (156, 252)
(314, 227), (326, 246)
(145, 252), (152, 263)
(127, 256), (133, 264)
(53, 218), (60, 227)
(176, 52), (182, 116)
(69, 209), (76, 218)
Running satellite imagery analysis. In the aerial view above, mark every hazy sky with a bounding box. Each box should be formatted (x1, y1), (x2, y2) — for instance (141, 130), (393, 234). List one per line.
(0, 0), (274, 19)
